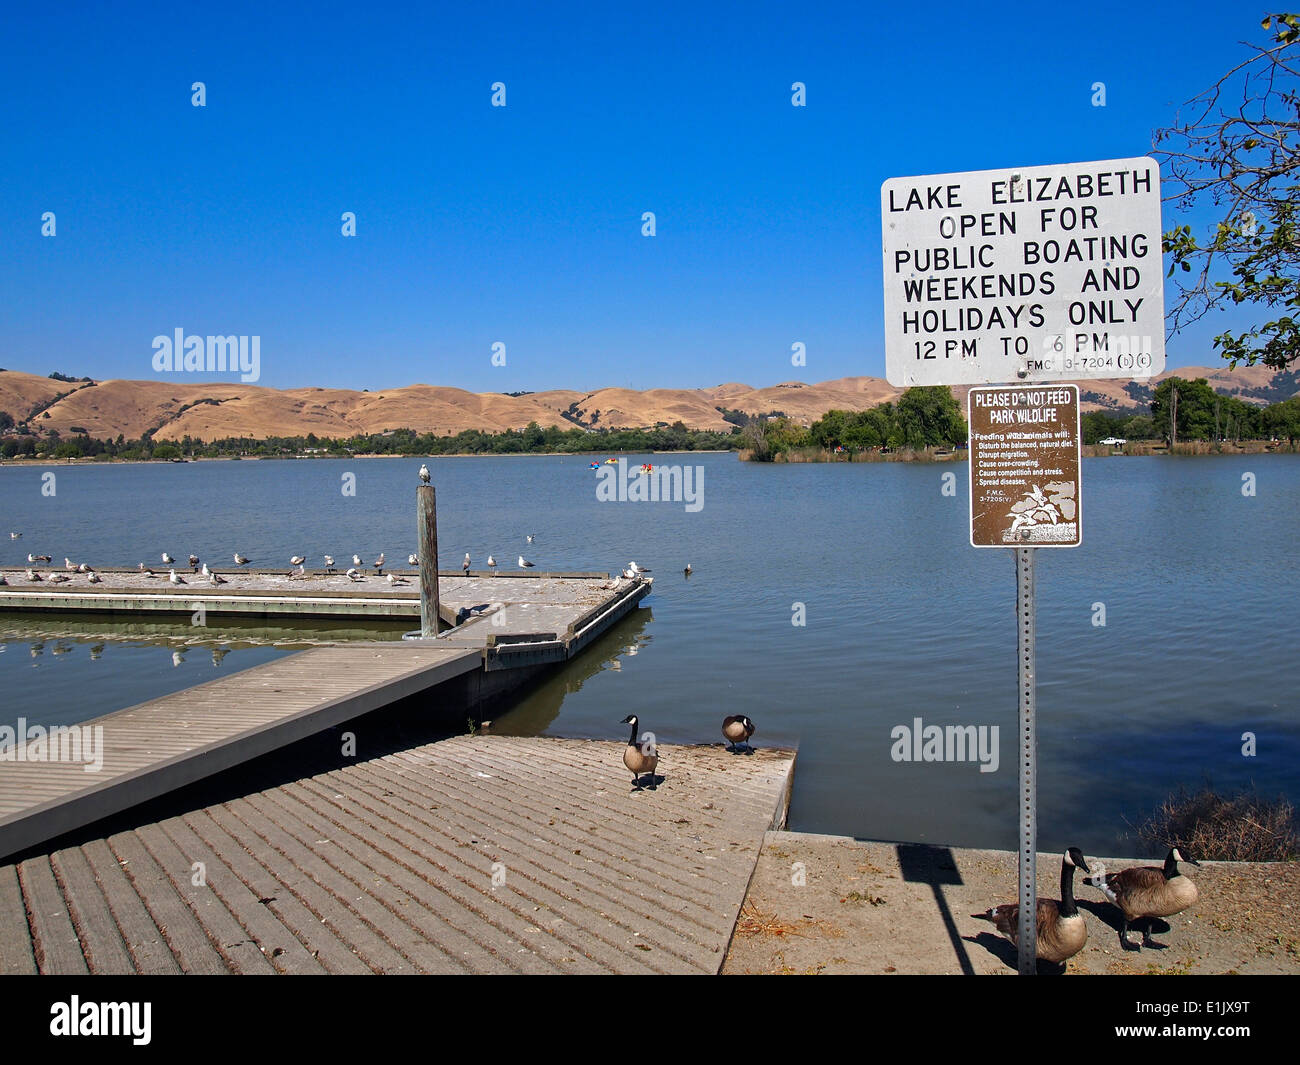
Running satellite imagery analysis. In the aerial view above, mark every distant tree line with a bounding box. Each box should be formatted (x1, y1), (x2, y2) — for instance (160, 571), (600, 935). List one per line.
(0, 419), (743, 460)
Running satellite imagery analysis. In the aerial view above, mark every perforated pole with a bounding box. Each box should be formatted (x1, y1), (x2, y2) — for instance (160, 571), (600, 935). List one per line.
(1016, 545), (1037, 974)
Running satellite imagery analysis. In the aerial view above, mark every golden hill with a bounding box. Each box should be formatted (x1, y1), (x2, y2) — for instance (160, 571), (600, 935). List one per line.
(0, 364), (1292, 442)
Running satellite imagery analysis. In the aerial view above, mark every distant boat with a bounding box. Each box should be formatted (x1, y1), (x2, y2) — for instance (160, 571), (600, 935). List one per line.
(588, 462), (600, 470)
(604, 458), (618, 464)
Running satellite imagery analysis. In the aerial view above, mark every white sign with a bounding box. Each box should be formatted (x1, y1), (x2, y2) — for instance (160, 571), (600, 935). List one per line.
(881, 156), (1165, 387)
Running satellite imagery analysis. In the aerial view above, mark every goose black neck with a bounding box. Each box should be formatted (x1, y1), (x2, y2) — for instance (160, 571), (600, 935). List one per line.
(1059, 859), (1079, 917)
(627, 720), (639, 745)
(1164, 852), (1181, 879)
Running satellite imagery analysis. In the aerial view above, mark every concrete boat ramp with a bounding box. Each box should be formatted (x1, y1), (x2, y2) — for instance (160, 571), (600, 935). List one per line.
(0, 739), (796, 974)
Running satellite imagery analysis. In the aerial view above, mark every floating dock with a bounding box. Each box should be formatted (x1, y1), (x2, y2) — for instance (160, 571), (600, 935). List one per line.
(0, 737), (796, 974)
(0, 574), (652, 860)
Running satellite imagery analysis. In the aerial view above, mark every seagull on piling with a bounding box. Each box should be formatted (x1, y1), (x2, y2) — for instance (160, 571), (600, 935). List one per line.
(518, 555), (535, 569)
(487, 554), (497, 575)
(419, 464), (431, 484)
(629, 561), (651, 576)
(462, 553), (471, 574)
(29, 553), (51, 564)
(169, 569), (186, 585)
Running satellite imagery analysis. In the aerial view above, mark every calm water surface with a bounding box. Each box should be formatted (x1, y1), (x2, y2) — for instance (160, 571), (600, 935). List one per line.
(1, 452), (1296, 854)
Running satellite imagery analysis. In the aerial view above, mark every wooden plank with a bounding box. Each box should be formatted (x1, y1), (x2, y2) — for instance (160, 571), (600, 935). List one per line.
(17, 856), (87, 974)
(0, 863), (36, 974)
(49, 847), (137, 974)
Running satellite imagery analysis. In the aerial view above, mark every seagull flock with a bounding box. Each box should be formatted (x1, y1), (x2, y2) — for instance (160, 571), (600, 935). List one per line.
(4, 539), (670, 588)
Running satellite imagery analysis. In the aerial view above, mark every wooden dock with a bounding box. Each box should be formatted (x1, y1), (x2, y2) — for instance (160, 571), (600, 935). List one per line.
(0, 738), (796, 974)
(0, 568), (641, 625)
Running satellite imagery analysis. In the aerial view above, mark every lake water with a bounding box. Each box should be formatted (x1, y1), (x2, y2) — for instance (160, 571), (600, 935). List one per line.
(2, 452), (1297, 855)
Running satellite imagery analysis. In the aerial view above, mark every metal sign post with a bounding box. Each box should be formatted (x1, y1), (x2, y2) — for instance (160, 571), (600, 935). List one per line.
(967, 384), (1081, 974)
(1015, 546), (1037, 974)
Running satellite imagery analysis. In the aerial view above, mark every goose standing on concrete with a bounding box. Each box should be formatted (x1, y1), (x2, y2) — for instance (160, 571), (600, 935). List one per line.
(419, 463), (431, 484)
(972, 847), (1092, 965)
(620, 715), (658, 789)
(1084, 847), (1200, 951)
(518, 555), (535, 569)
(722, 715), (755, 751)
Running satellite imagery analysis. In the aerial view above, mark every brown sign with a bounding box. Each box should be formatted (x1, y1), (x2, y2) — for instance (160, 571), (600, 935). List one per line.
(968, 385), (1081, 548)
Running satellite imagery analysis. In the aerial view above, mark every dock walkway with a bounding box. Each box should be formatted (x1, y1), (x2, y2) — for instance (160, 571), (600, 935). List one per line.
(0, 644), (480, 860)
(0, 738), (796, 974)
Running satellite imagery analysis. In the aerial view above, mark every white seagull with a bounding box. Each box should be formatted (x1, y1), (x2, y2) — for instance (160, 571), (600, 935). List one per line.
(386, 573), (409, 586)
(346, 567), (364, 582)
(234, 553), (250, 567)
(87, 571), (103, 584)
(527, 534), (535, 544)
(162, 552), (174, 565)
(419, 464), (431, 484)
(487, 554), (497, 575)
(462, 553), (471, 573)
(10, 532), (20, 539)
(290, 555), (305, 567)
(373, 552), (385, 574)
(518, 555), (535, 569)
(201, 563), (211, 577)
(352, 554), (362, 567)
(28, 553), (51, 564)
(323, 555), (335, 572)
(169, 569), (185, 585)
(408, 553), (419, 567)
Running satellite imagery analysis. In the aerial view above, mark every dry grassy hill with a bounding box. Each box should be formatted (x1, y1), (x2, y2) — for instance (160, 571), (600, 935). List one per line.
(0, 364), (1294, 442)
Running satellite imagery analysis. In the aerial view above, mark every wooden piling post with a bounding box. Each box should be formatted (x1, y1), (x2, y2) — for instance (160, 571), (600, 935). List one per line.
(417, 484), (440, 637)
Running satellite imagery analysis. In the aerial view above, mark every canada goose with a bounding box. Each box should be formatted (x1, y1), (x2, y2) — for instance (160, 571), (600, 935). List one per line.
(620, 714), (658, 788)
(1084, 847), (1200, 951)
(972, 847), (1092, 965)
(723, 714), (755, 751)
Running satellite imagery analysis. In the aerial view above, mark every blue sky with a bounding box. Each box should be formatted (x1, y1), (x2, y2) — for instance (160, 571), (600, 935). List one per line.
(0, 1), (1270, 392)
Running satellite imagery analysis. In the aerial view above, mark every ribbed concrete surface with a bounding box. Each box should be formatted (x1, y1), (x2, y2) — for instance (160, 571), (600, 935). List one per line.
(0, 737), (795, 974)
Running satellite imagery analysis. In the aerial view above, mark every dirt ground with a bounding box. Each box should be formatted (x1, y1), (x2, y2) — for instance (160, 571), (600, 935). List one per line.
(722, 831), (1300, 975)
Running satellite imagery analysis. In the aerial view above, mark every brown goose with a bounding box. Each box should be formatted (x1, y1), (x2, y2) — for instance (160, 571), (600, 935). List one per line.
(1084, 847), (1200, 951)
(722, 714), (755, 751)
(972, 847), (1091, 964)
(620, 714), (658, 789)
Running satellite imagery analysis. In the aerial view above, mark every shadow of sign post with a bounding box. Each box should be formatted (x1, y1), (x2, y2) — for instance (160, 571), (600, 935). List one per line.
(896, 843), (973, 976)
